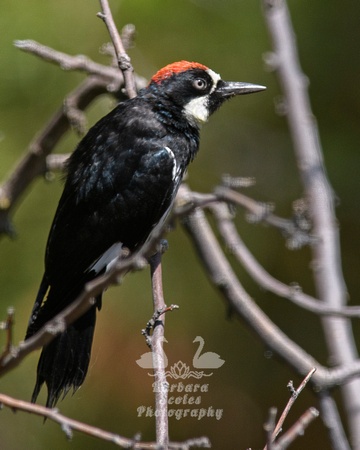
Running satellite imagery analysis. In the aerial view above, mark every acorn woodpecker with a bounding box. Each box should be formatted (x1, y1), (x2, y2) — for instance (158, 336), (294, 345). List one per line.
(26, 61), (265, 407)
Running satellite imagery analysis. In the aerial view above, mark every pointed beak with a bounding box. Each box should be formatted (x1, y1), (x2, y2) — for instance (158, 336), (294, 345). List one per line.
(216, 81), (266, 98)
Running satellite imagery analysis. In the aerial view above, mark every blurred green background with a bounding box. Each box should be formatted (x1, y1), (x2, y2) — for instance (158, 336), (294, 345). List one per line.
(1, 0), (360, 448)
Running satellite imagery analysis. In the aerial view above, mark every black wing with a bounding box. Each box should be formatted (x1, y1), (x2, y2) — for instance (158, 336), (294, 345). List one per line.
(27, 99), (182, 336)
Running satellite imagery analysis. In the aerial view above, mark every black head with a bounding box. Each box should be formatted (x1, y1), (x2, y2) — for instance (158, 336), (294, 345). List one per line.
(145, 61), (265, 128)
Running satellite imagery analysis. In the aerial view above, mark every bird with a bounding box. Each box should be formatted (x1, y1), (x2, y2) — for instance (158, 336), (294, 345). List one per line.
(192, 336), (225, 369)
(25, 60), (265, 408)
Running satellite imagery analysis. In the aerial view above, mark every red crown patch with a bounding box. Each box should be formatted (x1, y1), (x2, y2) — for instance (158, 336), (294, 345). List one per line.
(151, 61), (209, 84)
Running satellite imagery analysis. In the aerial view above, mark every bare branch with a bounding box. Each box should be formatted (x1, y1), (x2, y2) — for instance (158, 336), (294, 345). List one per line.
(263, 0), (360, 445)
(179, 186), (319, 373)
(177, 185), (360, 390)
(265, 368), (316, 449)
(211, 202), (360, 318)
(98, 0), (137, 98)
(0, 393), (210, 449)
(14, 38), (146, 94)
(0, 392), (138, 447)
(173, 189), (360, 318)
(1, 35), (148, 239)
(215, 186), (313, 249)
(174, 186), (311, 251)
(273, 407), (319, 450)
(0, 76), (110, 238)
(318, 391), (351, 450)
(150, 250), (170, 448)
(14, 40), (123, 87)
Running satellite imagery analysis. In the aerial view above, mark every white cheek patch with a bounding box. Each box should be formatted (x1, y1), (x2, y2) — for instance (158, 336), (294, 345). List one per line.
(183, 96), (210, 126)
(183, 69), (222, 127)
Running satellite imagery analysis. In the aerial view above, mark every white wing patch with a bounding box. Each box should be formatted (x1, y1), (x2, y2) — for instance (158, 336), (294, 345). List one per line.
(144, 147), (183, 246)
(90, 242), (123, 274)
(164, 146), (178, 181)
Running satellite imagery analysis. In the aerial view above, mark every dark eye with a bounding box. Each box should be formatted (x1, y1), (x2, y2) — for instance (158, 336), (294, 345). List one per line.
(193, 78), (207, 90)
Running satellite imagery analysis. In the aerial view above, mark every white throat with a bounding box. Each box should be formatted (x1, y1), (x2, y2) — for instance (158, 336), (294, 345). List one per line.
(183, 96), (210, 127)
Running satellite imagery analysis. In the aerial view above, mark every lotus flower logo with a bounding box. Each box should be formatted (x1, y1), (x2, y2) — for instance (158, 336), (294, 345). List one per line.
(168, 361), (190, 379)
(165, 360), (213, 379)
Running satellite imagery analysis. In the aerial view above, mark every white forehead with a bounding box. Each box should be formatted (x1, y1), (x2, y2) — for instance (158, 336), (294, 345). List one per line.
(206, 69), (221, 93)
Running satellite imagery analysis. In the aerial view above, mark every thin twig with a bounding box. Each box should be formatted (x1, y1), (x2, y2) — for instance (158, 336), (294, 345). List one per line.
(142, 304), (179, 346)
(98, 0), (137, 98)
(264, 368), (316, 449)
(14, 40), (123, 88)
(273, 407), (319, 450)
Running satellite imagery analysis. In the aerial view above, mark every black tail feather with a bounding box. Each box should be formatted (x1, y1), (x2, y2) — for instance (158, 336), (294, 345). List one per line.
(31, 305), (97, 408)
(26, 275), (49, 340)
